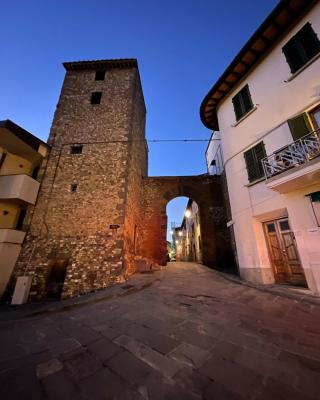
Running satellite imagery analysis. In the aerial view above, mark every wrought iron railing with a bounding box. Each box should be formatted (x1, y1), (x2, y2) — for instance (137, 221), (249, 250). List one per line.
(262, 129), (320, 179)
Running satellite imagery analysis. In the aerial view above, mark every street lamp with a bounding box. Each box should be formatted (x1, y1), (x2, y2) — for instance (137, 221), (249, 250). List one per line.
(178, 230), (183, 237)
(185, 209), (191, 218)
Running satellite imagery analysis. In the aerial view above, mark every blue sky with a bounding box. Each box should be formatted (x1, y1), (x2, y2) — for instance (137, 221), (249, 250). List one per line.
(1, 0), (278, 233)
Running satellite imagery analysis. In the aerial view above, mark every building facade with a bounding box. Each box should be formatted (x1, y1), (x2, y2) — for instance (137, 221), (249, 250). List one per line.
(172, 199), (202, 263)
(11, 59), (148, 300)
(0, 120), (49, 298)
(201, 0), (320, 293)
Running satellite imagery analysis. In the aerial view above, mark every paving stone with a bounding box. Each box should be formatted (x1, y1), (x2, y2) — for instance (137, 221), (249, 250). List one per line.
(92, 324), (120, 340)
(198, 353), (264, 398)
(36, 358), (63, 379)
(106, 350), (152, 384)
(0, 365), (43, 400)
(78, 367), (124, 400)
(42, 370), (81, 400)
(133, 371), (200, 400)
(63, 350), (102, 380)
(86, 338), (121, 362)
(203, 380), (247, 400)
(255, 377), (314, 400)
(173, 367), (211, 396)
(1, 262), (320, 400)
(168, 342), (210, 368)
(125, 323), (180, 355)
(114, 334), (183, 378)
(50, 337), (82, 356)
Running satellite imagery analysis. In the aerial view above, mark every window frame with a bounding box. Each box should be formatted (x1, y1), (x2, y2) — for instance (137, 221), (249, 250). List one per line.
(95, 70), (105, 81)
(70, 145), (83, 155)
(282, 22), (320, 74)
(232, 84), (254, 122)
(90, 92), (102, 105)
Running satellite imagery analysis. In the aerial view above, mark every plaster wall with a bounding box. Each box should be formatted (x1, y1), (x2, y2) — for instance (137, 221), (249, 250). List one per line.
(216, 4), (320, 292)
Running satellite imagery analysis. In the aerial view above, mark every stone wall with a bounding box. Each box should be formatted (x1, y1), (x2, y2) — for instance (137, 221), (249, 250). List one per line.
(12, 61), (147, 299)
(139, 175), (232, 269)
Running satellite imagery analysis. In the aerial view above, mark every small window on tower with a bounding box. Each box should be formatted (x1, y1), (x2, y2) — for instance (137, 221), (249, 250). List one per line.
(91, 92), (102, 104)
(70, 145), (83, 154)
(95, 70), (105, 81)
(70, 184), (78, 193)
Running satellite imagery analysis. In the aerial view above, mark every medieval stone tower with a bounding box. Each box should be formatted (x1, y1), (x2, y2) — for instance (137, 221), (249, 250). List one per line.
(13, 59), (148, 299)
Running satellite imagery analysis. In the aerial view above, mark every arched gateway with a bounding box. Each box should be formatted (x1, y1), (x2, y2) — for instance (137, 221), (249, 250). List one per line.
(139, 175), (231, 268)
(9, 59), (234, 301)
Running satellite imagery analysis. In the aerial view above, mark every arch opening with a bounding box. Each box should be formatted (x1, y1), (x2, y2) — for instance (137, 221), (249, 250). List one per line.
(166, 196), (202, 263)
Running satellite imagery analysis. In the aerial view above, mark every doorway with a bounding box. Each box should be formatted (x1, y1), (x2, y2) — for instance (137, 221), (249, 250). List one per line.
(45, 259), (68, 299)
(263, 218), (307, 287)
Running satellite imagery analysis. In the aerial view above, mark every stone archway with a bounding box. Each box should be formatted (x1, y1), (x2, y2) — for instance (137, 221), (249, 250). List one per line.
(138, 174), (232, 268)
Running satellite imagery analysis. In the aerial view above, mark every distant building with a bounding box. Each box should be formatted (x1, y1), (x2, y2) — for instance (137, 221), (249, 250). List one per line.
(173, 199), (202, 263)
(0, 120), (49, 299)
(205, 131), (223, 176)
(201, 0), (320, 293)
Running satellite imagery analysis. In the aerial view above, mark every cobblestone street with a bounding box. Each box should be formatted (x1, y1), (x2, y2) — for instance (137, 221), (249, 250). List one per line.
(1, 262), (320, 400)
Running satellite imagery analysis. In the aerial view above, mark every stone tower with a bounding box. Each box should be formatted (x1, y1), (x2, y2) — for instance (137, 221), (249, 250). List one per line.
(14, 59), (148, 299)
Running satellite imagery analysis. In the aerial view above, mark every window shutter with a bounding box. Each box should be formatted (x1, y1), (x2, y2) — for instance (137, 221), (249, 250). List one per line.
(244, 148), (257, 182)
(299, 23), (320, 60)
(232, 95), (242, 121)
(253, 142), (266, 178)
(282, 39), (302, 73)
(288, 113), (312, 141)
(244, 142), (266, 183)
(282, 23), (320, 74)
(242, 85), (253, 114)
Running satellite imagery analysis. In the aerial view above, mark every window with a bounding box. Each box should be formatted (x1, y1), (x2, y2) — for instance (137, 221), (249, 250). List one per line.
(244, 141), (266, 183)
(283, 23), (320, 74)
(232, 85), (254, 121)
(70, 184), (78, 192)
(95, 70), (105, 81)
(70, 145), (83, 154)
(90, 92), (102, 104)
(307, 191), (320, 226)
(287, 113), (312, 141)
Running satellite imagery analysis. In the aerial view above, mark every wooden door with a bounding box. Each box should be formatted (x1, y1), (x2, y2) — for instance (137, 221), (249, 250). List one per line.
(310, 105), (320, 130)
(264, 218), (307, 287)
(46, 259), (68, 299)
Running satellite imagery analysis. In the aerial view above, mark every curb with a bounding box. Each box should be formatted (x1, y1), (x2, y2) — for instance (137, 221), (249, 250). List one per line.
(218, 271), (320, 306)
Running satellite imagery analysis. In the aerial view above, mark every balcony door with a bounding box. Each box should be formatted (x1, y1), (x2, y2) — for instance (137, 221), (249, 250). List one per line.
(310, 105), (320, 130)
(264, 218), (307, 287)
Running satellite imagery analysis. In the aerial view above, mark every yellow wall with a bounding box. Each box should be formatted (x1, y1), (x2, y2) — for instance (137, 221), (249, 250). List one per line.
(0, 148), (33, 176)
(0, 202), (20, 229)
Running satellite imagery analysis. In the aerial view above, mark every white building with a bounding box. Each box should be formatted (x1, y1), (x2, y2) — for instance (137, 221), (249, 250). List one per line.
(201, 0), (320, 294)
(205, 131), (223, 176)
(0, 120), (49, 299)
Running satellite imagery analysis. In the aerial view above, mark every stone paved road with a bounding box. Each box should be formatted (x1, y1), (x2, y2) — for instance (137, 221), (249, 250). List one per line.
(1, 262), (320, 400)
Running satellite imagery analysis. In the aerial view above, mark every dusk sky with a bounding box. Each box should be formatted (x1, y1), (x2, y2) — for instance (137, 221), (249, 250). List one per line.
(1, 0), (278, 232)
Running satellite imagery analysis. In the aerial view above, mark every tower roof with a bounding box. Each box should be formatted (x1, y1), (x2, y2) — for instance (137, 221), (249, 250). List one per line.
(63, 58), (138, 71)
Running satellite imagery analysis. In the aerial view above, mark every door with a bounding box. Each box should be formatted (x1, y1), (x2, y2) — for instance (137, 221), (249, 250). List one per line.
(45, 259), (68, 299)
(310, 105), (320, 130)
(264, 218), (307, 287)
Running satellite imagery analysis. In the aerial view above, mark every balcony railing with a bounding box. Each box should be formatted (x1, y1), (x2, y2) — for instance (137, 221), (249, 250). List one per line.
(262, 129), (320, 179)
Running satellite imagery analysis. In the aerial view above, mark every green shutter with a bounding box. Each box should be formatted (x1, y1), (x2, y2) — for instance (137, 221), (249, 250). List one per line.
(288, 113), (312, 141)
(244, 148), (257, 182)
(244, 142), (266, 183)
(242, 85), (253, 114)
(232, 94), (242, 121)
(253, 142), (266, 179)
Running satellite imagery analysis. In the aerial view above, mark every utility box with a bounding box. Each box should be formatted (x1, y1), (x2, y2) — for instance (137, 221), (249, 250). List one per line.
(11, 276), (33, 305)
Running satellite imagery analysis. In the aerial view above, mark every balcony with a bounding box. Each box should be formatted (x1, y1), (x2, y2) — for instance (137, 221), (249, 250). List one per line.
(262, 129), (320, 193)
(0, 228), (26, 244)
(0, 174), (40, 204)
